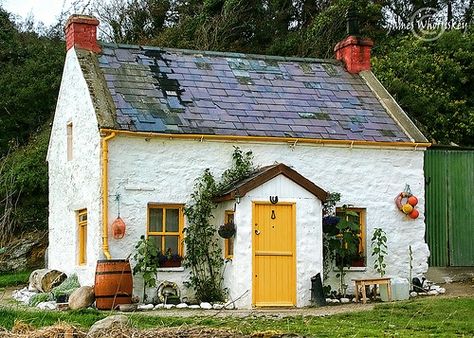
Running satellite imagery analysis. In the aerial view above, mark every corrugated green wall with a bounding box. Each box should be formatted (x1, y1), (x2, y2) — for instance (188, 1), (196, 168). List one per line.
(425, 148), (474, 267)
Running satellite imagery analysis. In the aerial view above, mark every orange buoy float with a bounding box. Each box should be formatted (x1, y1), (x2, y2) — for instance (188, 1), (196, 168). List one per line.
(408, 195), (418, 207)
(408, 209), (419, 219)
(395, 185), (420, 219)
(112, 217), (126, 239)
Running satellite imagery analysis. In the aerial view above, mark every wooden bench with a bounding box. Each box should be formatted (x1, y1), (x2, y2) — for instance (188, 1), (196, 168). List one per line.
(353, 277), (392, 304)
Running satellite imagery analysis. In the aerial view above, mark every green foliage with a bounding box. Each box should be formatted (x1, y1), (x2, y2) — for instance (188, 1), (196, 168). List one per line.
(184, 147), (254, 302)
(326, 204), (361, 296)
(2, 297), (474, 336)
(28, 292), (53, 306)
(372, 30), (474, 146)
(0, 270), (31, 288)
(371, 228), (388, 277)
(132, 235), (159, 301)
(0, 126), (50, 244)
(50, 274), (80, 300)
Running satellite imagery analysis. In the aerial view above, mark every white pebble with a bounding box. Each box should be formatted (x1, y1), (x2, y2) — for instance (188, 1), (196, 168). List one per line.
(164, 304), (176, 309)
(438, 288), (446, 294)
(428, 290), (439, 296)
(410, 292), (418, 297)
(332, 299), (340, 303)
(340, 298), (350, 303)
(37, 301), (57, 310)
(212, 303), (224, 310)
(176, 303), (188, 309)
(188, 305), (200, 309)
(200, 302), (212, 309)
(325, 298), (332, 303)
(154, 303), (165, 309)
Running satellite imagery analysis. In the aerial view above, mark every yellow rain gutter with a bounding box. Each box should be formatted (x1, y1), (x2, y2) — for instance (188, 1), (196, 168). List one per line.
(99, 128), (431, 149)
(101, 131), (116, 260)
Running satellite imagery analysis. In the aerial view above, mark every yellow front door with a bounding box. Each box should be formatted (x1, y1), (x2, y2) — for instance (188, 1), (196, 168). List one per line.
(253, 202), (296, 307)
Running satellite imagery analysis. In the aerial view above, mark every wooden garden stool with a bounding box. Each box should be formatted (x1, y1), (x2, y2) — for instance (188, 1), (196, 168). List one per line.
(353, 277), (392, 304)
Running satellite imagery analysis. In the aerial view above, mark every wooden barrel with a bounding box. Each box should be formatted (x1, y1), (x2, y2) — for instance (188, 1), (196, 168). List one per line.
(95, 259), (133, 310)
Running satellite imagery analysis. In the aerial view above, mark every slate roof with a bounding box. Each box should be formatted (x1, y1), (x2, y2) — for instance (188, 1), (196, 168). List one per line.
(94, 42), (412, 142)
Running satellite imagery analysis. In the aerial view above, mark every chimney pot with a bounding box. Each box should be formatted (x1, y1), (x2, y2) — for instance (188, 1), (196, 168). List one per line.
(65, 15), (100, 53)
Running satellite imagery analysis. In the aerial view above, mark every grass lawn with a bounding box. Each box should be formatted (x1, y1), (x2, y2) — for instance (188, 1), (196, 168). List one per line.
(1, 297), (473, 336)
(0, 270), (31, 288)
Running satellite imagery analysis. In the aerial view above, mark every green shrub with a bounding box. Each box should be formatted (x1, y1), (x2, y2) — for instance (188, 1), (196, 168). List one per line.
(50, 274), (80, 300)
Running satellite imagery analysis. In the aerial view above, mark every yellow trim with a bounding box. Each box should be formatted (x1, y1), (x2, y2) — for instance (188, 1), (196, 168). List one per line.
(252, 202), (296, 307)
(100, 128), (431, 149)
(224, 210), (234, 259)
(77, 209), (87, 265)
(101, 131), (116, 260)
(147, 204), (184, 256)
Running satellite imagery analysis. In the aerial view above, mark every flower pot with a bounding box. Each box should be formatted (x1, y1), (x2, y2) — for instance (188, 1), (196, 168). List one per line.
(218, 223), (235, 239)
(160, 259), (182, 268)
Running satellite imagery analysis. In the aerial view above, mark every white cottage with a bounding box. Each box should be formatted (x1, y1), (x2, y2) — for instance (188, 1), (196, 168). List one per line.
(47, 15), (431, 308)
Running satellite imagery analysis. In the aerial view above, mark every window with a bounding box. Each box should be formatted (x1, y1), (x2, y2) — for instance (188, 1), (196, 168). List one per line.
(335, 208), (366, 267)
(147, 204), (184, 259)
(77, 209), (87, 265)
(67, 122), (73, 161)
(224, 210), (234, 258)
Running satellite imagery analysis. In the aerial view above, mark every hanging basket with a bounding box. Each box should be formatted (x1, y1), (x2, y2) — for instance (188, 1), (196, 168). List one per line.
(218, 222), (235, 239)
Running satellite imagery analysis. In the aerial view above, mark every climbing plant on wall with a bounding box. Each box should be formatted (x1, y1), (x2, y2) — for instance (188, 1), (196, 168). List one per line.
(184, 147), (255, 302)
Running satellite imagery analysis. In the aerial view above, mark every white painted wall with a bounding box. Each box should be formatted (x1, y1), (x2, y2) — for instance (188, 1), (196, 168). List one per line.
(47, 48), (102, 286)
(102, 135), (428, 306)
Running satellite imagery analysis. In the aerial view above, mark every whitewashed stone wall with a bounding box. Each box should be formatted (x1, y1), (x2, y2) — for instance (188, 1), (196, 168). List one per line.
(104, 135), (428, 306)
(47, 49), (102, 286)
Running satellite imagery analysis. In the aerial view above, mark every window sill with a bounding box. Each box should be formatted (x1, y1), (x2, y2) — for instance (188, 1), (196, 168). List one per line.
(333, 267), (367, 272)
(157, 267), (185, 272)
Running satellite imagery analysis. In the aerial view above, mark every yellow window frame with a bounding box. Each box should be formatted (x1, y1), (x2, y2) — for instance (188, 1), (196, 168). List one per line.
(77, 209), (87, 265)
(147, 204), (184, 256)
(224, 210), (234, 259)
(336, 207), (366, 262)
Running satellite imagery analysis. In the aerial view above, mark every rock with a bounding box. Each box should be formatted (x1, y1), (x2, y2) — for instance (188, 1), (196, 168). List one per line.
(340, 298), (350, 303)
(164, 304), (175, 309)
(176, 303), (188, 309)
(29, 269), (67, 293)
(68, 286), (94, 310)
(438, 287), (446, 294)
(418, 292), (428, 296)
(0, 231), (47, 273)
(224, 301), (235, 309)
(427, 290), (439, 296)
(154, 304), (165, 310)
(137, 304), (154, 311)
(332, 299), (340, 303)
(200, 302), (212, 309)
(87, 315), (129, 337)
(410, 291), (418, 297)
(213, 303), (224, 310)
(37, 301), (57, 310)
(325, 298), (332, 303)
(119, 304), (137, 312)
(352, 298), (357, 303)
(189, 305), (200, 309)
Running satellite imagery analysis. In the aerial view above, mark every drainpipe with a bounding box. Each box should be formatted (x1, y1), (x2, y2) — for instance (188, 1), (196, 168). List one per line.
(101, 131), (116, 259)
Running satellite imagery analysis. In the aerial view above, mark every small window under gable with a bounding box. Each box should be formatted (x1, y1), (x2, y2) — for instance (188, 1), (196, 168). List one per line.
(77, 209), (87, 265)
(67, 122), (73, 161)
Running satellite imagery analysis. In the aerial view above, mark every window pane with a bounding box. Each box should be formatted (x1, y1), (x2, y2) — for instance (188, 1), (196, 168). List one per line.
(227, 238), (234, 257)
(225, 212), (234, 224)
(164, 236), (179, 255)
(149, 208), (163, 232)
(165, 209), (179, 232)
(149, 235), (162, 252)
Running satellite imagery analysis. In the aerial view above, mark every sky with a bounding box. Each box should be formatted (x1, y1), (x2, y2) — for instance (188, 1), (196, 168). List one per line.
(2, 0), (74, 26)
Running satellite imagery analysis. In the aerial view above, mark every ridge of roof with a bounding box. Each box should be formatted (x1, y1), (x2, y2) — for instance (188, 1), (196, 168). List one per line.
(99, 41), (340, 65)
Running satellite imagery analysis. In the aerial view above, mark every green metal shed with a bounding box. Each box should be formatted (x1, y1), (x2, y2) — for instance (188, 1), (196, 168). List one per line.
(425, 146), (474, 267)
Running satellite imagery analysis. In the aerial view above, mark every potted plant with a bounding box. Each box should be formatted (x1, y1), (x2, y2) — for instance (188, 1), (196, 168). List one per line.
(218, 221), (235, 239)
(158, 248), (183, 268)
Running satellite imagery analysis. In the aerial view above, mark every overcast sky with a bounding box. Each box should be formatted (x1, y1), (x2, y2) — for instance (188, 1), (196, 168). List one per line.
(2, 0), (75, 26)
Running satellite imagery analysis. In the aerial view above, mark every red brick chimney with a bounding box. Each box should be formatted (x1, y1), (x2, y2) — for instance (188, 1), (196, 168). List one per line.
(65, 15), (100, 53)
(334, 36), (373, 74)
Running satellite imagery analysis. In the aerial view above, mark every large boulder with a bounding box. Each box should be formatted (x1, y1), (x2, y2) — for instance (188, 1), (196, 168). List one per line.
(68, 286), (95, 310)
(87, 315), (129, 337)
(0, 231), (48, 273)
(28, 269), (66, 292)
